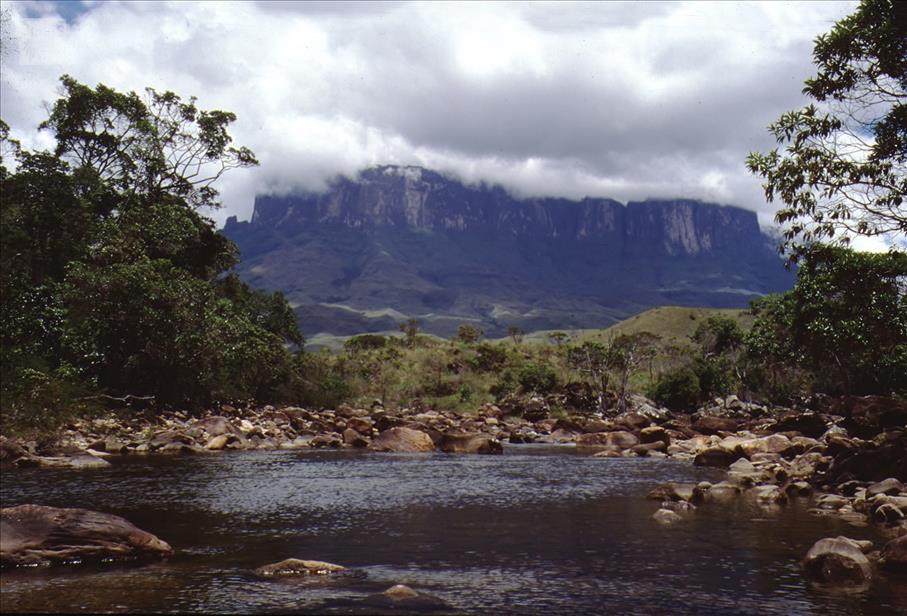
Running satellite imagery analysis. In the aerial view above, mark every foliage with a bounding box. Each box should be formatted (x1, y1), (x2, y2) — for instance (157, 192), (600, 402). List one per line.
(455, 323), (484, 344)
(746, 0), (906, 257)
(1, 77), (299, 423)
(650, 367), (701, 412)
(343, 333), (388, 352)
(398, 318), (419, 347)
(517, 362), (558, 394)
(745, 245), (907, 395)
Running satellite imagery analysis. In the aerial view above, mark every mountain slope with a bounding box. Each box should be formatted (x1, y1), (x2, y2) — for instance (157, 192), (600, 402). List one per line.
(222, 165), (792, 337)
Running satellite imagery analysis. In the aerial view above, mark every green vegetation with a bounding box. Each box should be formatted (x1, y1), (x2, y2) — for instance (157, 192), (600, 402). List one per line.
(0, 77), (301, 432)
(747, 0), (905, 257)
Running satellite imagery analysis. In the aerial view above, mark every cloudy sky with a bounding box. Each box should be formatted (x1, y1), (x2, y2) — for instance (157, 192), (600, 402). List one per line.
(1, 0), (857, 228)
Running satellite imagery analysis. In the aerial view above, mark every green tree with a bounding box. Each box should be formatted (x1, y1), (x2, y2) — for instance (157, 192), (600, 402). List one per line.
(746, 0), (906, 257)
(456, 323), (484, 344)
(399, 318), (419, 347)
(745, 245), (907, 395)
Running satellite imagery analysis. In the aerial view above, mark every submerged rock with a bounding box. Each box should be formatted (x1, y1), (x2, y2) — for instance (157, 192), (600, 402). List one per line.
(255, 558), (346, 577)
(879, 535), (907, 573)
(0, 504), (172, 567)
(652, 508), (683, 525)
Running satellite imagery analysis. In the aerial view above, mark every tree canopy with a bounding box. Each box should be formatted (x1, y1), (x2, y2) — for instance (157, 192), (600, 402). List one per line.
(1, 77), (300, 425)
(747, 0), (906, 257)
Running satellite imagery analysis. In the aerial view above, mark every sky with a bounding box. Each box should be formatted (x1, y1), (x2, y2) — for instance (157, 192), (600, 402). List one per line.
(0, 0), (859, 230)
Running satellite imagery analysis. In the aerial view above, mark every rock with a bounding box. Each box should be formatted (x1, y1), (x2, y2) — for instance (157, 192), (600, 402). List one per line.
(786, 481), (813, 496)
(205, 434), (240, 450)
(867, 477), (904, 497)
(750, 485), (788, 505)
(772, 413), (830, 439)
(640, 426), (670, 445)
(368, 427), (435, 453)
(14, 454), (110, 469)
(357, 584), (452, 611)
(816, 494), (850, 510)
(342, 428), (369, 448)
(652, 508), (682, 525)
(617, 412), (650, 431)
(255, 558), (346, 577)
(701, 481), (741, 503)
(879, 535), (907, 573)
(692, 416), (738, 435)
(693, 447), (741, 468)
(439, 433), (503, 455)
(802, 537), (872, 587)
(577, 430), (639, 450)
(0, 437), (27, 462)
(346, 416), (374, 435)
(310, 433), (343, 448)
(873, 503), (905, 524)
(0, 504), (172, 567)
(195, 416), (237, 437)
(631, 442), (666, 457)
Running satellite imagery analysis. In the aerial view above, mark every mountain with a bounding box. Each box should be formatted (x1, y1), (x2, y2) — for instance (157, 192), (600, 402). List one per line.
(222, 165), (792, 337)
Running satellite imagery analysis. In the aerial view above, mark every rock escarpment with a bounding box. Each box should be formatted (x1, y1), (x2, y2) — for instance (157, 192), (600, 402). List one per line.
(223, 166), (792, 337)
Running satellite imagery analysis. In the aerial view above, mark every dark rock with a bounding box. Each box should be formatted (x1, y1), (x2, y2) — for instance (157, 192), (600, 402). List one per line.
(576, 430), (639, 450)
(866, 478), (904, 497)
(879, 535), (907, 573)
(639, 426), (670, 445)
(692, 416), (738, 435)
(770, 413), (830, 439)
(617, 412), (650, 431)
(802, 537), (872, 587)
(693, 447), (741, 468)
(652, 508), (682, 525)
(0, 504), (172, 567)
(342, 428), (369, 448)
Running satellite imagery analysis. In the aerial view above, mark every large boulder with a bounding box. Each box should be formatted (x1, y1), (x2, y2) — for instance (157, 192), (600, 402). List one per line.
(439, 433), (502, 455)
(692, 416), (738, 435)
(879, 535), (907, 573)
(368, 427), (435, 453)
(802, 537), (872, 587)
(0, 504), (172, 567)
(693, 447), (741, 468)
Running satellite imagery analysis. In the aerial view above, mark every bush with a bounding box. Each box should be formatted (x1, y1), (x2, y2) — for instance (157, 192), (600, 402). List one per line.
(518, 362), (558, 394)
(344, 334), (388, 352)
(650, 367), (701, 411)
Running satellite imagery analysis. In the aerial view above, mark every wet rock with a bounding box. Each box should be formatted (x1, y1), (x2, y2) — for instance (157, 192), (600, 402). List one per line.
(195, 416), (237, 438)
(700, 481), (741, 503)
(14, 453), (110, 469)
(359, 584), (453, 611)
(631, 442), (666, 457)
(802, 537), (872, 587)
(816, 494), (850, 510)
(205, 434), (240, 450)
(879, 535), (907, 573)
(750, 485), (788, 505)
(439, 433), (502, 455)
(873, 503), (906, 525)
(368, 427), (435, 453)
(866, 478), (904, 497)
(0, 504), (172, 567)
(771, 413), (830, 439)
(310, 433), (343, 448)
(346, 416), (374, 436)
(652, 508), (682, 525)
(255, 558), (346, 577)
(786, 481), (813, 496)
(1, 438), (28, 462)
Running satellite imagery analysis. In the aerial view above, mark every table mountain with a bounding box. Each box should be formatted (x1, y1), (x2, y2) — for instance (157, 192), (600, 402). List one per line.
(222, 165), (792, 337)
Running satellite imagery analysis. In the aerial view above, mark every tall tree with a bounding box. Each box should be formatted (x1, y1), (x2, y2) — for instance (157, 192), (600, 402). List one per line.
(747, 0), (906, 257)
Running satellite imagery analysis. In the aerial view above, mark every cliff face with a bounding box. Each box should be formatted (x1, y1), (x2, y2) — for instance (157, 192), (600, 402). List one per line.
(223, 165), (792, 338)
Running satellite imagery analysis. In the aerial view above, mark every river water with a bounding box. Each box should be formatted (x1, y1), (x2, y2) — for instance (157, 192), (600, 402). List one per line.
(1, 445), (904, 615)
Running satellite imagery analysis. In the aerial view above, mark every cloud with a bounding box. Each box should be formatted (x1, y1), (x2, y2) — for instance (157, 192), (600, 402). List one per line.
(0, 0), (858, 227)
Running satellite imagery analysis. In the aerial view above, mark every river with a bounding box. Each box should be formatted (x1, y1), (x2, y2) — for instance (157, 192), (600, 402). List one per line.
(1, 445), (904, 614)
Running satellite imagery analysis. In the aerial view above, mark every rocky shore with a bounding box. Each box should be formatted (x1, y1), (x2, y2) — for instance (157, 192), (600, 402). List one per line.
(2, 392), (905, 587)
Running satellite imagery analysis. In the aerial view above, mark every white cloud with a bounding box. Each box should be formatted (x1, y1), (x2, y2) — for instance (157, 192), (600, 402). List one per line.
(0, 0), (858, 226)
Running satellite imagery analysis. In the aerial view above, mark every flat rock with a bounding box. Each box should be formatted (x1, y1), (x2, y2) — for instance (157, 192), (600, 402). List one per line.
(0, 504), (172, 567)
(439, 433), (502, 455)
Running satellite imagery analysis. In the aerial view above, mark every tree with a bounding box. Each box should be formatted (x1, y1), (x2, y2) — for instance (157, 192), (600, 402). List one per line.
(745, 245), (907, 396)
(567, 342), (610, 413)
(456, 323), (484, 344)
(507, 325), (525, 345)
(1, 77), (299, 413)
(606, 332), (660, 413)
(399, 318), (419, 347)
(746, 0), (906, 258)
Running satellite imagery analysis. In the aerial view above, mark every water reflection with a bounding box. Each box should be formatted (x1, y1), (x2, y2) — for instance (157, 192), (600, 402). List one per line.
(1, 447), (904, 615)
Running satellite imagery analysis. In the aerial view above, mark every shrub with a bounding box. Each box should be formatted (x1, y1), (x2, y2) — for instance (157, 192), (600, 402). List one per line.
(650, 367), (701, 411)
(518, 362), (558, 394)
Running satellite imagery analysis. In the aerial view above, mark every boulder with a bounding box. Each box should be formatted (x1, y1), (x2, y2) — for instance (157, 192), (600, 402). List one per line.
(693, 447), (741, 468)
(0, 504), (172, 567)
(255, 558), (346, 577)
(750, 485), (788, 505)
(639, 426), (670, 446)
(342, 428), (369, 448)
(358, 584), (452, 611)
(439, 433), (503, 455)
(368, 427), (435, 453)
(866, 477), (904, 497)
(652, 508), (682, 525)
(879, 535), (907, 573)
(195, 416), (237, 437)
(0, 437), (28, 462)
(692, 416), (738, 435)
(802, 537), (872, 586)
(576, 430), (639, 450)
(771, 413), (829, 439)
